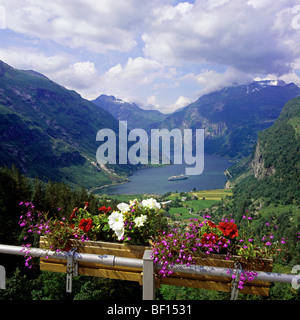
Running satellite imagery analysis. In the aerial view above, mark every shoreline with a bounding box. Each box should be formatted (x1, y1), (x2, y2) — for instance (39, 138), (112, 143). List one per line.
(89, 179), (130, 194)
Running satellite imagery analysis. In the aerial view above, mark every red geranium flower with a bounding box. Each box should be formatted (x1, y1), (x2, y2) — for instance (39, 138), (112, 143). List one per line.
(98, 206), (112, 214)
(217, 222), (238, 239)
(79, 218), (93, 233)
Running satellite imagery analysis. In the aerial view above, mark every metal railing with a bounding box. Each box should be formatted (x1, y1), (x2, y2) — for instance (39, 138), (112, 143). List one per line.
(0, 244), (299, 300)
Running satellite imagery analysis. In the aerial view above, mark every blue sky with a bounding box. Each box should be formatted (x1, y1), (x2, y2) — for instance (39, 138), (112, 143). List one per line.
(0, 0), (300, 113)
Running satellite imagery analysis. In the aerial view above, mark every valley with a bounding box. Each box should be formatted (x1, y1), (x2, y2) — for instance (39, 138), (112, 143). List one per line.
(1, 60), (300, 192)
(0, 60), (300, 301)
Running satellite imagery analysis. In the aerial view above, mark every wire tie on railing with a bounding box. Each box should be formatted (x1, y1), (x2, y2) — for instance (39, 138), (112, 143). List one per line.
(66, 247), (78, 293)
(230, 262), (243, 300)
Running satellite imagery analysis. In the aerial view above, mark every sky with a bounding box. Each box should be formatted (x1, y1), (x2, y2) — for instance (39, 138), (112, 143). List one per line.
(0, 0), (300, 114)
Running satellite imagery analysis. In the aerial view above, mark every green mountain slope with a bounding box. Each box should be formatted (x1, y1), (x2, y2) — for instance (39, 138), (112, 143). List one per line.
(228, 96), (300, 204)
(0, 61), (131, 188)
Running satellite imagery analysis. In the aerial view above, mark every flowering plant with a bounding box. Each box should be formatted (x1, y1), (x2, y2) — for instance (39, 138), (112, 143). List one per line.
(18, 201), (92, 266)
(109, 198), (166, 245)
(152, 213), (287, 290)
(18, 198), (167, 267)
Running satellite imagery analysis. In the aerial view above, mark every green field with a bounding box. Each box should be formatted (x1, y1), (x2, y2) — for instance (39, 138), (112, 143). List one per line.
(99, 189), (232, 201)
(164, 189), (233, 220)
(166, 189), (233, 201)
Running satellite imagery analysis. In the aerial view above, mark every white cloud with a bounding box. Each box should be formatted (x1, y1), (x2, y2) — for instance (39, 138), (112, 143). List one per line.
(166, 95), (192, 113)
(146, 95), (160, 110)
(254, 71), (300, 87)
(195, 67), (253, 95)
(99, 57), (169, 101)
(1, 1), (300, 112)
(0, 47), (69, 73)
(143, 0), (300, 76)
(247, 0), (273, 9)
(1, 0), (177, 53)
(0, 47), (101, 98)
(1, 0), (144, 52)
(55, 61), (99, 90)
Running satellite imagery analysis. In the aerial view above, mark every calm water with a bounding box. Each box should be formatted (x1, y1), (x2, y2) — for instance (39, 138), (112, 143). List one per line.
(96, 154), (232, 195)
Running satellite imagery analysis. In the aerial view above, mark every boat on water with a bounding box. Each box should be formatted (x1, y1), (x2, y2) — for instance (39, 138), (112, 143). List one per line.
(168, 173), (188, 181)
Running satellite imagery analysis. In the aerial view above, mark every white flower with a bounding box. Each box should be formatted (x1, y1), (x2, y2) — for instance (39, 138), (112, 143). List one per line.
(142, 198), (161, 212)
(108, 211), (125, 240)
(117, 202), (130, 213)
(114, 227), (125, 241)
(134, 214), (147, 227)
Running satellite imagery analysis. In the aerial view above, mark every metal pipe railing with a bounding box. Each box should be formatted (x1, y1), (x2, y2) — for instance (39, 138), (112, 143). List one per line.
(163, 262), (298, 285)
(0, 244), (299, 299)
(0, 244), (143, 269)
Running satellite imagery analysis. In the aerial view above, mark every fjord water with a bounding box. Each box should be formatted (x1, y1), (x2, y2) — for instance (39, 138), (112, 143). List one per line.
(97, 154), (232, 195)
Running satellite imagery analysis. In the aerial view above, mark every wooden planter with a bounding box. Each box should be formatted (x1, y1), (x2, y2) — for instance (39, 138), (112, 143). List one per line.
(40, 237), (148, 284)
(157, 253), (273, 296)
(39, 237), (273, 296)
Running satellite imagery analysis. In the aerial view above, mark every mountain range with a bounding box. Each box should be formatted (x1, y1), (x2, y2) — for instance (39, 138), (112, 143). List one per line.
(94, 80), (300, 159)
(0, 60), (134, 189)
(1, 59), (300, 189)
(92, 94), (167, 130)
(158, 80), (300, 158)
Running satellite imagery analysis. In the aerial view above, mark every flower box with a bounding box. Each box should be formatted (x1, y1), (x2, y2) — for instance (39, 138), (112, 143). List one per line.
(40, 237), (273, 296)
(39, 237), (149, 284)
(19, 200), (281, 297)
(156, 253), (273, 296)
